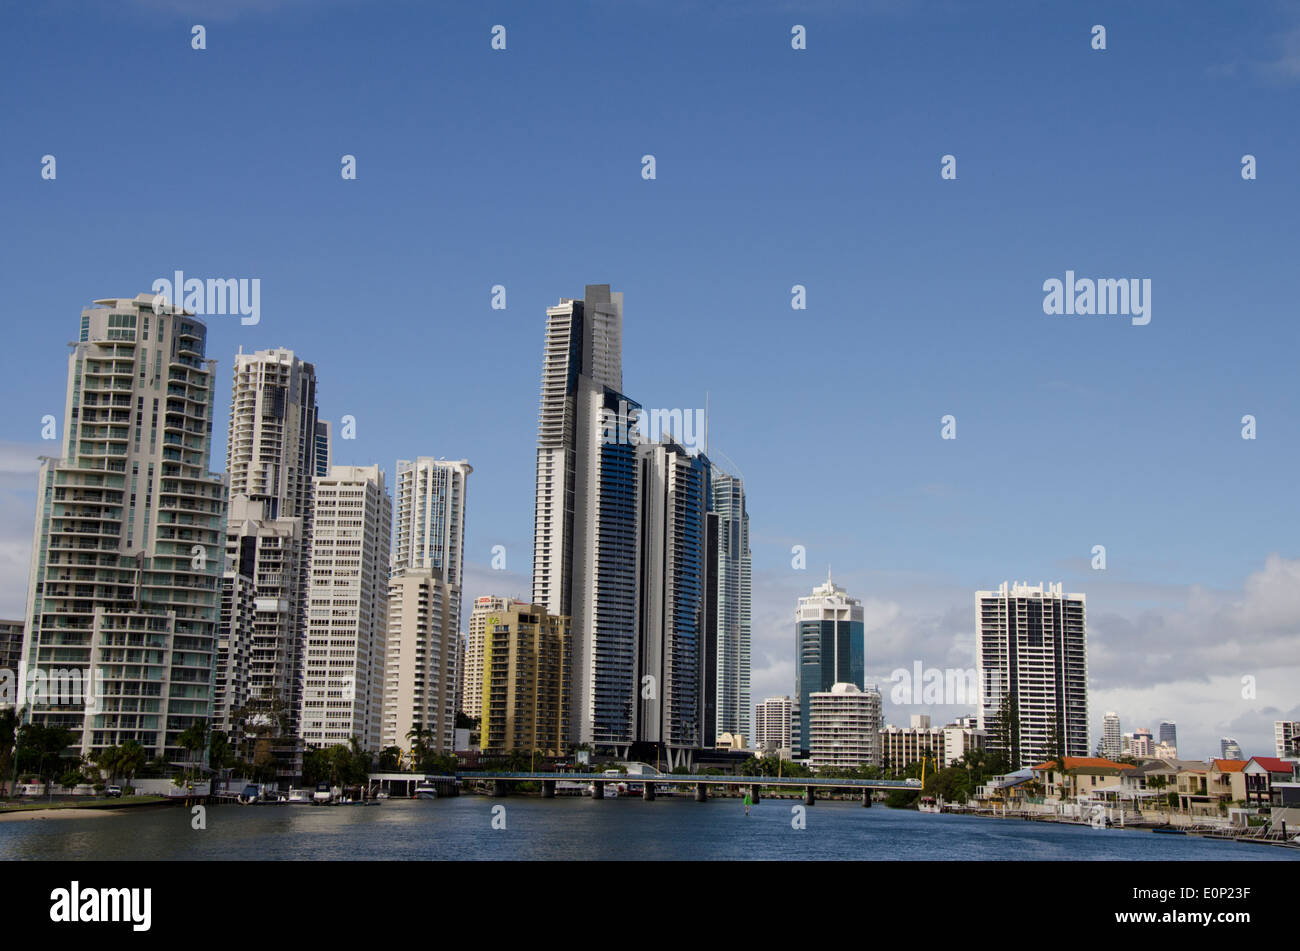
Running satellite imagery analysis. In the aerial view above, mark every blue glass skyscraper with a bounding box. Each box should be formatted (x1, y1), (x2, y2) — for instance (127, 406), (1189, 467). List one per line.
(793, 574), (865, 757)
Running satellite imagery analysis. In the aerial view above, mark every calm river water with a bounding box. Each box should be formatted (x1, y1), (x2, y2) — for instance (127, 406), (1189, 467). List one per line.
(2, 796), (1296, 861)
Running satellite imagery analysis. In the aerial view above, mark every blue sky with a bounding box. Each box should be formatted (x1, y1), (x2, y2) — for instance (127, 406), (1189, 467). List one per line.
(2, 0), (1298, 759)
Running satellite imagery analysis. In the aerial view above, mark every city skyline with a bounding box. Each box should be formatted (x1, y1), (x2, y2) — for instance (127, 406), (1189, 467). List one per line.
(2, 2), (1299, 761)
(2, 287), (1291, 763)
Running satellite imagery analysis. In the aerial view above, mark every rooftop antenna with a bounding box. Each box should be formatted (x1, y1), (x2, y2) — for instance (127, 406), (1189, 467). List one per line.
(705, 390), (709, 457)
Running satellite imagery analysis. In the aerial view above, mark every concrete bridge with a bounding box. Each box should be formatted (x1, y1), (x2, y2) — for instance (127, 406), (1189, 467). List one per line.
(455, 772), (921, 806)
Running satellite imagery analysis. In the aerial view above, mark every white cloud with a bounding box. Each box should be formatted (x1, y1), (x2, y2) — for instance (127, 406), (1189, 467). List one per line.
(747, 556), (1300, 760)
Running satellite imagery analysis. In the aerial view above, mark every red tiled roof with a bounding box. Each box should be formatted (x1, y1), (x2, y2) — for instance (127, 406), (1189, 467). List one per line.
(1247, 757), (1294, 773)
(1029, 757), (1135, 772)
(1212, 759), (1246, 772)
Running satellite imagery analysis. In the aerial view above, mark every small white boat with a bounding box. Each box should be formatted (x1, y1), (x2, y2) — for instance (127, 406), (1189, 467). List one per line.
(413, 784), (438, 800)
(918, 796), (942, 813)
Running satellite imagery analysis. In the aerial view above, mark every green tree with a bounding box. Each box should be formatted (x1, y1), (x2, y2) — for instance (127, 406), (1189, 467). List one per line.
(0, 708), (17, 793)
(304, 738), (373, 787)
(15, 724), (76, 788)
(208, 731), (233, 771)
(406, 726), (435, 771)
(996, 689), (1019, 769)
(92, 744), (122, 784)
(1044, 715), (1072, 801)
(302, 747), (330, 786)
(177, 720), (208, 782)
(885, 789), (920, 809)
(116, 740), (146, 784)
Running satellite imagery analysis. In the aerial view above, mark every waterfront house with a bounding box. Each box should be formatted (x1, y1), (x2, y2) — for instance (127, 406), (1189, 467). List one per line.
(1243, 756), (1295, 807)
(1207, 759), (1247, 808)
(1273, 759), (1300, 807)
(1175, 764), (1211, 814)
(977, 769), (1035, 805)
(1118, 758), (1200, 810)
(1029, 757), (1134, 802)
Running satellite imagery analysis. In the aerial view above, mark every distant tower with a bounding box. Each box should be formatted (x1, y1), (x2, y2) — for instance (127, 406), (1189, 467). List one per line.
(383, 458), (471, 755)
(635, 440), (710, 765)
(976, 581), (1088, 770)
(711, 466), (751, 745)
(301, 466), (391, 751)
(793, 574), (865, 757)
(461, 597), (511, 723)
(217, 348), (324, 739)
(1102, 712), (1121, 759)
(1276, 720), (1300, 759)
(754, 697), (793, 755)
(1130, 727), (1154, 758)
(531, 285), (639, 752)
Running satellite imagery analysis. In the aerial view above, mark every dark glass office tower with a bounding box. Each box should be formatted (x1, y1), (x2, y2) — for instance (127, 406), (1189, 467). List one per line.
(793, 575), (865, 757)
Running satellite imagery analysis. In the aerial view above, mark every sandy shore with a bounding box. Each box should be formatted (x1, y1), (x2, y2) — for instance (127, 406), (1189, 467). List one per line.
(0, 807), (127, 822)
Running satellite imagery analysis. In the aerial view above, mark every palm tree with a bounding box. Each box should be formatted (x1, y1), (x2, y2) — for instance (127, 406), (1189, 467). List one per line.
(116, 740), (146, 788)
(0, 707), (18, 795)
(1044, 716), (1073, 806)
(406, 726), (434, 771)
(177, 720), (208, 786)
(996, 689), (1020, 768)
(93, 745), (122, 785)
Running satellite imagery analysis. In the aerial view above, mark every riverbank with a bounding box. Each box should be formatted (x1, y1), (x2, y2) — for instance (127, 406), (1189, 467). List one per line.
(936, 803), (1300, 851)
(0, 796), (170, 820)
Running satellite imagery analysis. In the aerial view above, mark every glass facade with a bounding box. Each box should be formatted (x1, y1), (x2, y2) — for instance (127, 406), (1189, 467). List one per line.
(793, 579), (866, 757)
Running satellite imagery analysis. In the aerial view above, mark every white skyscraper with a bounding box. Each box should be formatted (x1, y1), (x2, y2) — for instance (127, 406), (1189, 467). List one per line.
(711, 467), (751, 744)
(384, 569), (457, 754)
(382, 458), (471, 755)
(754, 696), (793, 755)
(1131, 727), (1154, 758)
(1102, 712), (1121, 759)
(21, 296), (226, 759)
(808, 683), (883, 770)
(392, 458), (470, 585)
(532, 285), (623, 617)
(301, 465), (391, 751)
(217, 348), (324, 738)
(1276, 720), (1300, 759)
(532, 285), (641, 751)
(976, 581), (1088, 769)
